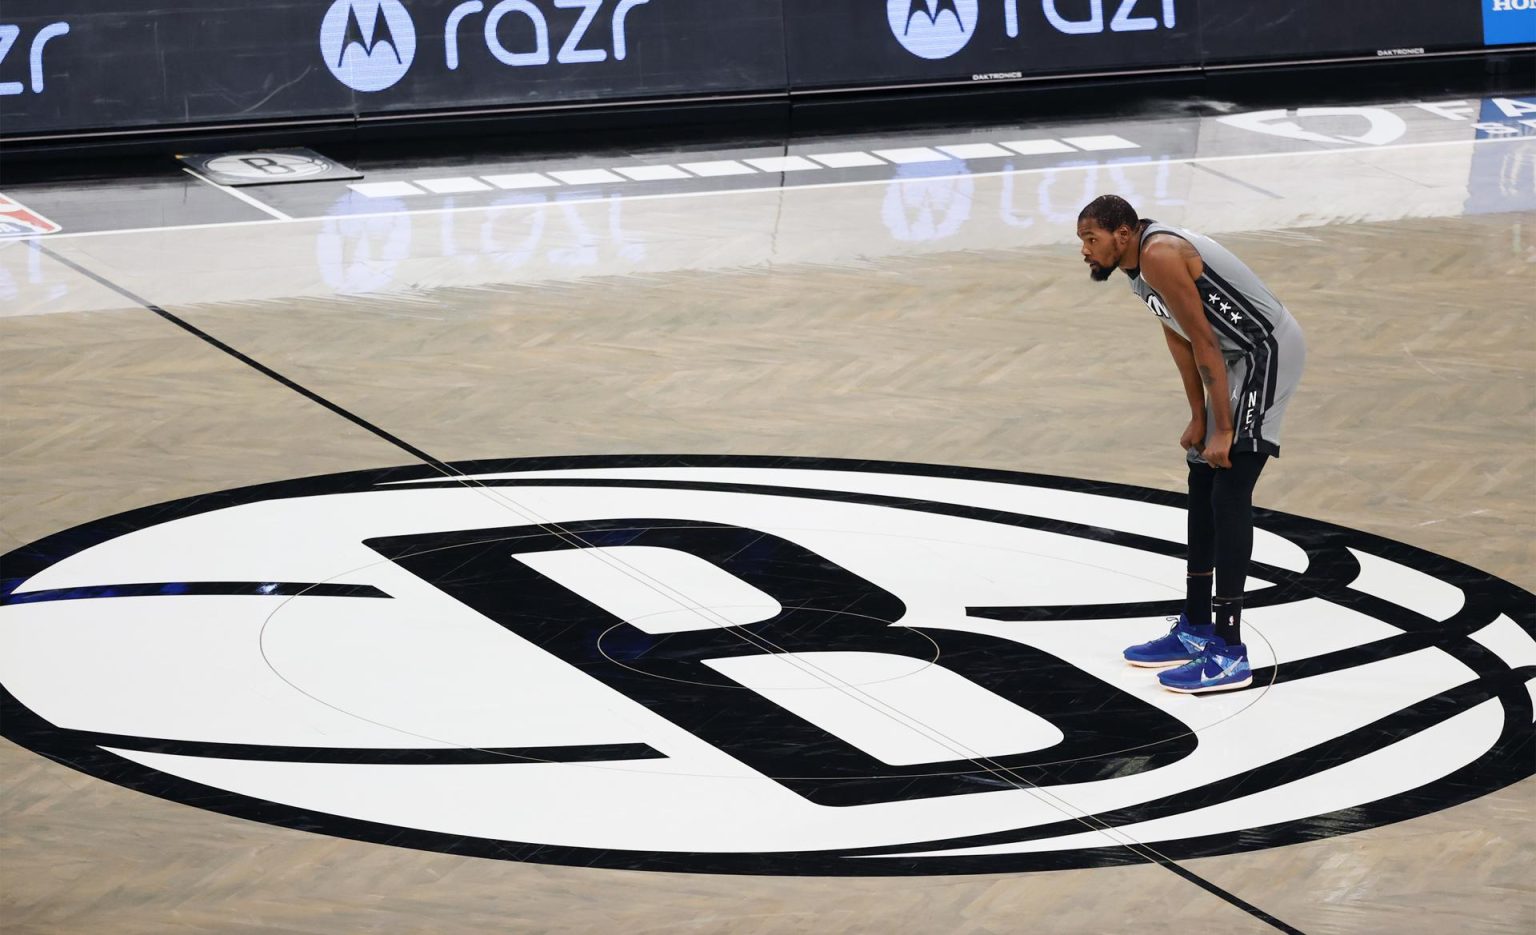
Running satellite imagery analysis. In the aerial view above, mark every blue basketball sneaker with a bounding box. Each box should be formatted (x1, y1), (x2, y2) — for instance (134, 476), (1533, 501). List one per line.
(1123, 615), (1216, 668)
(1158, 640), (1252, 693)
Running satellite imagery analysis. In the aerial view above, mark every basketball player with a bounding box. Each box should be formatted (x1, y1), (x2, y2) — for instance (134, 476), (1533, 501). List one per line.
(1075, 195), (1306, 693)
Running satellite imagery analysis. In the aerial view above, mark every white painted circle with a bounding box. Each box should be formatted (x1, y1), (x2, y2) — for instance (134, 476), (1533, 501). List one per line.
(1, 458), (1530, 874)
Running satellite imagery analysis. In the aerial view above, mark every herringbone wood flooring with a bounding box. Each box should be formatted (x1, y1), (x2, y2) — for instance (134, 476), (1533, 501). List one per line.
(1, 208), (1531, 934)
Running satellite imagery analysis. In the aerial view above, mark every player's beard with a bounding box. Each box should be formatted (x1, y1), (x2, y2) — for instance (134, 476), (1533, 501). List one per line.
(1088, 261), (1114, 282)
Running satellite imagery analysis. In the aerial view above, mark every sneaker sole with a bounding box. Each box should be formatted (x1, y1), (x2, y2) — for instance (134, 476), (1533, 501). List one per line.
(1161, 676), (1254, 694)
(1125, 658), (1192, 669)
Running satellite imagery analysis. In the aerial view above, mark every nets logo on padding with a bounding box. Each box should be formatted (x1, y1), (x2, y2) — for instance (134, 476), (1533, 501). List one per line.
(320, 0), (417, 92)
(204, 153), (332, 180)
(1, 456), (1531, 876)
(888, 0), (979, 59)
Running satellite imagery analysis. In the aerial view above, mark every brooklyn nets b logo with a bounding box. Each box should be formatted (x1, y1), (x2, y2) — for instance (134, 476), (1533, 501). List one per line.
(1, 456), (1530, 875)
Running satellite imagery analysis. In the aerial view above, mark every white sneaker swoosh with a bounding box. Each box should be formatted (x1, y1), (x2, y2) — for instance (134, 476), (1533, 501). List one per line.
(1200, 659), (1245, 684)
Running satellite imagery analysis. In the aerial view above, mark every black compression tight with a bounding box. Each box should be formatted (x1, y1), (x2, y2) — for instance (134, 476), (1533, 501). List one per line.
(1186, 453), (1269, 644)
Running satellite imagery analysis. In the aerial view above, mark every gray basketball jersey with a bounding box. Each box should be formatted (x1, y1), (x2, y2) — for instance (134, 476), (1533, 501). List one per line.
(1126, 221), (1307, 458)
(1126, 221), (1299, 356)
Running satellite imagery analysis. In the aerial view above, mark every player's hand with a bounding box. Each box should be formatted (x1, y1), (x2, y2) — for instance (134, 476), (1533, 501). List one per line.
(1179, 416), (1206, 453)
(1203, 429), (1234, 468)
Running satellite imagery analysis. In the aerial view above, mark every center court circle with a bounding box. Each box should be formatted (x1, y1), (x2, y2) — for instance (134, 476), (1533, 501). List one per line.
(0, 456), (1530, 875)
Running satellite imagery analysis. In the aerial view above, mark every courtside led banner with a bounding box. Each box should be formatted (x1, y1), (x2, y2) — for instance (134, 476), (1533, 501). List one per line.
(784, 0), (1201, 89)
(0, 0), (788, 137)
(0, 0), (1517, 140)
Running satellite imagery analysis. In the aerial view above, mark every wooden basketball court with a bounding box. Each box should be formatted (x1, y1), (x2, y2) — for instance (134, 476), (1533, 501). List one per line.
(2, 96), (1532, 933)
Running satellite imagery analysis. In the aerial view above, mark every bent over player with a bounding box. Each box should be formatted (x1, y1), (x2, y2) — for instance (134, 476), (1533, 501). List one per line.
(1075, 195), (1306, 694)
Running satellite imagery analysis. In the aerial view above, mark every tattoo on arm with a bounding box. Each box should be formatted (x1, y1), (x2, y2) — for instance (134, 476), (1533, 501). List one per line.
(1198, 364), (1216, 387)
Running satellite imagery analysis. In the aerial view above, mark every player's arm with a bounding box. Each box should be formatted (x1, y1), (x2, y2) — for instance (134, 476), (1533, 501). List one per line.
(1142, 239), (1234, 468)
(1162, 325), (1208, 453)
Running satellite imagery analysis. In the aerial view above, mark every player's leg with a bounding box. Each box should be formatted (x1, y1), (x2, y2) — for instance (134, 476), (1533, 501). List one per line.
(1159, 452), (1268, 693)
(1161, 325), (1300, 692)
(1185, 458), (1216, 629)
(1211, 453), (1269, 645)
(1122, 458), (1218, 667)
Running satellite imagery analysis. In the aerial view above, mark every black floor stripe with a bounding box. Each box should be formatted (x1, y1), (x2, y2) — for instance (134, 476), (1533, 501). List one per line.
(75, 730), (665, 765)
(2, 581), (388, 605)
(33, 243), (454, 476)
(1159, 860), (1305, 934)
(28, 240), (1306, 934)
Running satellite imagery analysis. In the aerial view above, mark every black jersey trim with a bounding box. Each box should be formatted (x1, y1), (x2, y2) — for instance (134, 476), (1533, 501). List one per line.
(1195, 313), (1277, 448)
(1202, 268), (1277, 335)
(1197, 272), (1282, 445)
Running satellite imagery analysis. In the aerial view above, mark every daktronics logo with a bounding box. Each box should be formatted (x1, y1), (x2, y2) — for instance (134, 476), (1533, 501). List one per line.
(320, 0), (654, 92)
(321, 0), (416, 92)
(888, 0), (1181, 60)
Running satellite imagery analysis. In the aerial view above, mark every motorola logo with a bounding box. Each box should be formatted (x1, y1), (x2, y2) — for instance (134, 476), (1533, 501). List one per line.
(888, 0), (979, 60)
(319, 1), (655, 90)
(887, 2), (1183, 61)
(883, 163), (974, 241)
(1, 456), (1530, 875)
(320, 0), (417, 92)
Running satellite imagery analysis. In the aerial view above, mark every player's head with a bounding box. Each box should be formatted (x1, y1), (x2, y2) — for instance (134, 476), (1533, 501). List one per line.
(1076, 195), (1140, 282)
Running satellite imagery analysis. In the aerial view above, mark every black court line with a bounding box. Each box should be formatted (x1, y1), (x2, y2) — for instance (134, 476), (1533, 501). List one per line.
(74, 730), (664, 766)
(1160, 861), (1303, 933)
(0, 581), (388, 605)
(26, 241), (1305, 935)
(32, 242), (454, 477)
